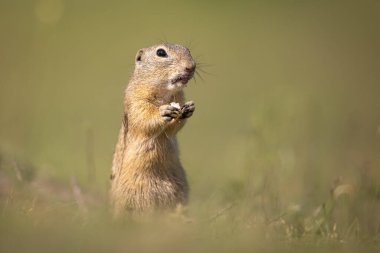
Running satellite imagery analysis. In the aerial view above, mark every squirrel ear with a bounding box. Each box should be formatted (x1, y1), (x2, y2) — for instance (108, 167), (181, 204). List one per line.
(135, 49), (144, 62)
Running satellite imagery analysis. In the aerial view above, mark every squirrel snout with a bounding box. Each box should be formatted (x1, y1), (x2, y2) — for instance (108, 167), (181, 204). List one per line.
(185, 63), (196, 73)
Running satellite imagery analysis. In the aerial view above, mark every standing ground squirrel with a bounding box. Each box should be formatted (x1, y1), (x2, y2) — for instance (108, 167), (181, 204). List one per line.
(110, 43), (196, 216)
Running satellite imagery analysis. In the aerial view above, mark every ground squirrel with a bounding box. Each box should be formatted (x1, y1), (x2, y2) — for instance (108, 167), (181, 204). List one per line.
(110, 43), (196, 216)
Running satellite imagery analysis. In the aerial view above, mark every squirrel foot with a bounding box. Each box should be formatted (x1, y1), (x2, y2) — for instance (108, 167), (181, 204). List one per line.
(160, 104), (181, 122)
(180, 101), (195, 119)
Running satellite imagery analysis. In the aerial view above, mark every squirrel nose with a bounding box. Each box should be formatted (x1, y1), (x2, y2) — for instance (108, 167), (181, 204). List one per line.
(185, 63), (196, 73)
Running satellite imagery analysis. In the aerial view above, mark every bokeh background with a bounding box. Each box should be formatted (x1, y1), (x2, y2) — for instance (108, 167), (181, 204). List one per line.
(1, 0), (380, 252)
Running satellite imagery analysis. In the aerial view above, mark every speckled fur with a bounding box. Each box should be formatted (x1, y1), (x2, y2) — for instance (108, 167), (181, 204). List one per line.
(110, 43), (196, 216)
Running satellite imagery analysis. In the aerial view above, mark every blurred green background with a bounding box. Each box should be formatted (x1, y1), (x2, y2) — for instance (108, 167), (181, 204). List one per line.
(1, 0), (380, 252)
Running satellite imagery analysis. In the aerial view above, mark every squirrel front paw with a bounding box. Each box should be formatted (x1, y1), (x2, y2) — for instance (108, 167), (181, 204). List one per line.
(180, 101), (195, 119)
(160, 104), (181, 122)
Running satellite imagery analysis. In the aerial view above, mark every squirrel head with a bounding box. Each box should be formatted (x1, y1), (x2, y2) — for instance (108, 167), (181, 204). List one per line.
(133, 43), (196, 92)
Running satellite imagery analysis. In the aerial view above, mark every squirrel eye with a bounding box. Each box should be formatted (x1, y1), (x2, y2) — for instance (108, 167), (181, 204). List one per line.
(156, 48), (168, 57)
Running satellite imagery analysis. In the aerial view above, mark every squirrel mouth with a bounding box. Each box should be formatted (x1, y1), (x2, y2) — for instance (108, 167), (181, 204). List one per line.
(171, 74), (193, 85)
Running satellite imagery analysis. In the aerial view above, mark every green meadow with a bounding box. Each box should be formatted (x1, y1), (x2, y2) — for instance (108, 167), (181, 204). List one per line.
(1, 1), (380, 252)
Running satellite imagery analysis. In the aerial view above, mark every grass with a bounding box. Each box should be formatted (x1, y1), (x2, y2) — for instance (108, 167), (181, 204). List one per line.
(1, 135), (379, 253)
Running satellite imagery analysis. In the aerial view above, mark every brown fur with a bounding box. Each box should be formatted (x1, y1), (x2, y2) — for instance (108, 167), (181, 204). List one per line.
(110, 43), (196, 216)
